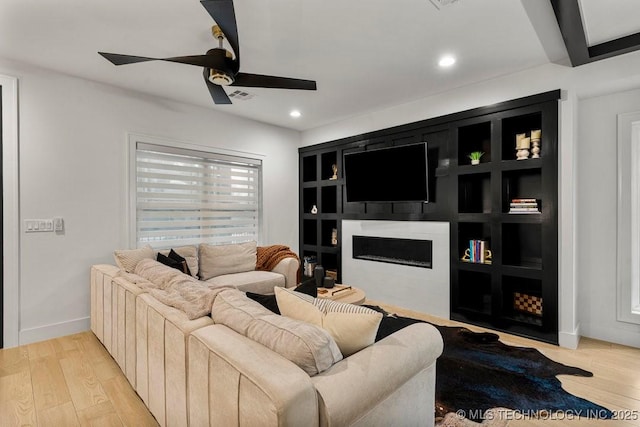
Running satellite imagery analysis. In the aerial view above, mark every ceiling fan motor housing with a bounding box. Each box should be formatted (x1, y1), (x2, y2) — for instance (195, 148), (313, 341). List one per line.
(206, 48), (238, 86)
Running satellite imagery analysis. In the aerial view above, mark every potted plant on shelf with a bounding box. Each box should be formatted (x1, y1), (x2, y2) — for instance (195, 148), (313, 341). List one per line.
(468, 151), (484, 165)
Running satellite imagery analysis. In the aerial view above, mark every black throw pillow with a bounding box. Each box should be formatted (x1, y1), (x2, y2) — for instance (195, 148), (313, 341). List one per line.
(157, 252), (184, 272)
(246, 278), (318, 314)
(168, 249), (191, 275)
(294, 277), (318, 298)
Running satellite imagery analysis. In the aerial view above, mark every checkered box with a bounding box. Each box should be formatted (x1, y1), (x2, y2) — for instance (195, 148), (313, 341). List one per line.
(513, 292), (543, 317)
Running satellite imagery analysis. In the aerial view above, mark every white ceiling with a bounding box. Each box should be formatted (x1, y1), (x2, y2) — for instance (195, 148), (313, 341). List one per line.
(579, 0), (640, 46)
(0, 0), (569, 131)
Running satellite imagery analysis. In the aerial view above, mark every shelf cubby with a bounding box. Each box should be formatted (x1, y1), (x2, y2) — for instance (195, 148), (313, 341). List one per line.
(458, 222), (491, 262)
(458, 121), (492, 165)
(320, 251), (339, 274)
(501, 276), (543, 327)
(321, 186), (337, 214)
(302, 187), (317, 214)
(321, 151), (338, 181)
(302, 155), (317, 183)
(459, 173), (491, 213)
(502, 169), (542, 213)
(501, 112), (542, 161)
(321, 219), (338, 248)
(303, 219), (318, 246)
(457, 271), (492, 315)
(502, 223), (542, 269)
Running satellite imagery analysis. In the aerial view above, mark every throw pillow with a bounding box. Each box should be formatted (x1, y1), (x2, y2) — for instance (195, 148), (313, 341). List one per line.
(211, 289), (342, 376)
(275, 287), (383, 357)
(199, 241), (257, 281)
(157, 252), (190, 275)
(169, 249), (192, 275)
(246, 278), (318, 314)
(158, 245), (198, 278)
(113, 245), (155, 273)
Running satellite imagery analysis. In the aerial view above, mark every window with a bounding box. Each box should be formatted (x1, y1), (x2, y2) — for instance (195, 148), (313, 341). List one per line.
(617, 111), (640, 325)
(130, 137), (262, 249)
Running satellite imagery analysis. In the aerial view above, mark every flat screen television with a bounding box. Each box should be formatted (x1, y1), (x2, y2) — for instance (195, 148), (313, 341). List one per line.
(344, 142), (429, 203)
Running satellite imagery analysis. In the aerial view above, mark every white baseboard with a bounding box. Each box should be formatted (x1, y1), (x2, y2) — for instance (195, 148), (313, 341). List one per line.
(19, 316), (91, 345)
(558, 323), (581, 349)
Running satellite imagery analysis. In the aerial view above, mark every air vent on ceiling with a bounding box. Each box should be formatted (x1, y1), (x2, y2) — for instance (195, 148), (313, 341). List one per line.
(228, 90), (255, 101)
(429, 0), (459, 9)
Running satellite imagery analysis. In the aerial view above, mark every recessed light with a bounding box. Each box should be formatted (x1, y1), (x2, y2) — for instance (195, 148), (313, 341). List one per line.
(290, 110), (302, 118)
(438, 55), (456, 68)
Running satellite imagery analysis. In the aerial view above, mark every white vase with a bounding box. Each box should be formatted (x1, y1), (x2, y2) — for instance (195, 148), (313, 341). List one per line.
(471, 159), (480, 165)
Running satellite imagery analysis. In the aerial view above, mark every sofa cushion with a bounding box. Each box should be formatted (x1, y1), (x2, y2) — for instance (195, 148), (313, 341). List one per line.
(199, 241), (257, 281)
(275, 287), (383, 357)
(114, 245), (155, 273)
(157, 246), (199, 278)
(211, 289), (342, 376)
(206, 270), (284, 294)
(246, 278), (317, 315)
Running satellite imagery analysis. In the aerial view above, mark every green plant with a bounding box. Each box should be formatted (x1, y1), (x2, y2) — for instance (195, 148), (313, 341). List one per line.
(468, 151), (484, 161)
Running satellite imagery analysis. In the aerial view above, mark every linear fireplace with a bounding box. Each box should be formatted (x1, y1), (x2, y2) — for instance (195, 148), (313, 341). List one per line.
(342, 220), (449, 319)
(352, 236), (432, 268)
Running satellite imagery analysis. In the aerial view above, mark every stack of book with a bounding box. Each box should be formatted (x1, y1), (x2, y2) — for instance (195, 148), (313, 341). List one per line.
(466, 239), (491, 264)
(509, 198), (540, 214)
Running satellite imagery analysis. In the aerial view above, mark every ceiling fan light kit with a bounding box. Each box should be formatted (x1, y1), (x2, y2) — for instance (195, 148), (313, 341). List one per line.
(209, 70), (234, 86)
(97, 0), (317, 105)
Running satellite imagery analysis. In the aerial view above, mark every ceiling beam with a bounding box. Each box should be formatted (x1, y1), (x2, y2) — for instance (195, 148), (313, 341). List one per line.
(549, 0), (640, 66)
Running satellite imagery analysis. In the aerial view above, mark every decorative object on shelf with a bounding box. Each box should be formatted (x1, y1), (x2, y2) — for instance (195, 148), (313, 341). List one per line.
(314, 264), (325, 288)
(531, 129), (541, 158)
(514, 292), (543, 316)
(330, 164), (338, 180)
(467, 151), (484, 165)
(516, 136), (531, 160)
(509, 198), (540, 214)
(310, 204), (318, 214)
(326, 269), (338, 280)
(303, 256), (317, 277)
(461, 240), (492, 264)
(331, 228), (338, 246)
(323, 276), (335, 288)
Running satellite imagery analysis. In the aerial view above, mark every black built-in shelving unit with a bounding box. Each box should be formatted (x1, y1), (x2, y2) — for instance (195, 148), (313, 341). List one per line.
(299, 90), (560, 344)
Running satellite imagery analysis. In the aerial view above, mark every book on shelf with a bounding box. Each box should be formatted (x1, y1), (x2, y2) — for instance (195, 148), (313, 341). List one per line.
(462, 239), (492, 264)
(509, 198), (540, 214)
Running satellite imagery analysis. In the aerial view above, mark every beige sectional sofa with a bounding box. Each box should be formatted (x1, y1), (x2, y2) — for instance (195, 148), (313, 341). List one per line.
(90, 243), (444, 426)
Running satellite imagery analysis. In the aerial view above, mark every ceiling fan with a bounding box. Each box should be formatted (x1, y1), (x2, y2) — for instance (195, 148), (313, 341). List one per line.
(98, 0), (317, 105)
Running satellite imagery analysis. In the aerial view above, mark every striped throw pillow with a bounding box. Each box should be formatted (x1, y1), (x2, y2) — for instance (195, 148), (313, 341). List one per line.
(275, 287), (382, 356)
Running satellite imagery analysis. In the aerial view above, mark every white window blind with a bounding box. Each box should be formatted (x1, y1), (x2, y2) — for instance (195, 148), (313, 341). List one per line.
(135, 142), (261, 248)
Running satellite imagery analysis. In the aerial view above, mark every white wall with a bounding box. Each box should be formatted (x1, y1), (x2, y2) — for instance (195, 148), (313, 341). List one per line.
(577, 90), (640, 347)
(1, 58), (300, 346)
(301, 50), (640, 348)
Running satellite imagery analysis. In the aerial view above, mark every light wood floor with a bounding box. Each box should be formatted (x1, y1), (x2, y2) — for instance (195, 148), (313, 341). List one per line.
(0, 331), (157, 427)
(1, 303), (639, 427)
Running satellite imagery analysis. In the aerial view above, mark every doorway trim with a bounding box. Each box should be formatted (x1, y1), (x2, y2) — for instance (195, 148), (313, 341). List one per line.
(2, 74), (19, 347)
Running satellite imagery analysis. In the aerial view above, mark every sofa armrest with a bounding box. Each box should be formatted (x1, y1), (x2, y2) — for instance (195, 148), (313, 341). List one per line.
(269, 257), (299, 288)
(311, 323), (443, 426)
(189, 325), (319, 427)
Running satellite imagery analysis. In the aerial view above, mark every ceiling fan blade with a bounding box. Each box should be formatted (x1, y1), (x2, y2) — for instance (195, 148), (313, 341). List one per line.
(100, 52), (224, 68)
(203, 68), (232, 104)
(200, 0), (240, 66)
(98, 52), (158, 65)
(233, 73), (317, 90)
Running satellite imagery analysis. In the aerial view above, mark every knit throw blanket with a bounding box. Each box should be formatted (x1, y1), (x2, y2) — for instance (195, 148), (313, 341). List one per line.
(256, 245), (299, 271)
(122, 259), (231, 320)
